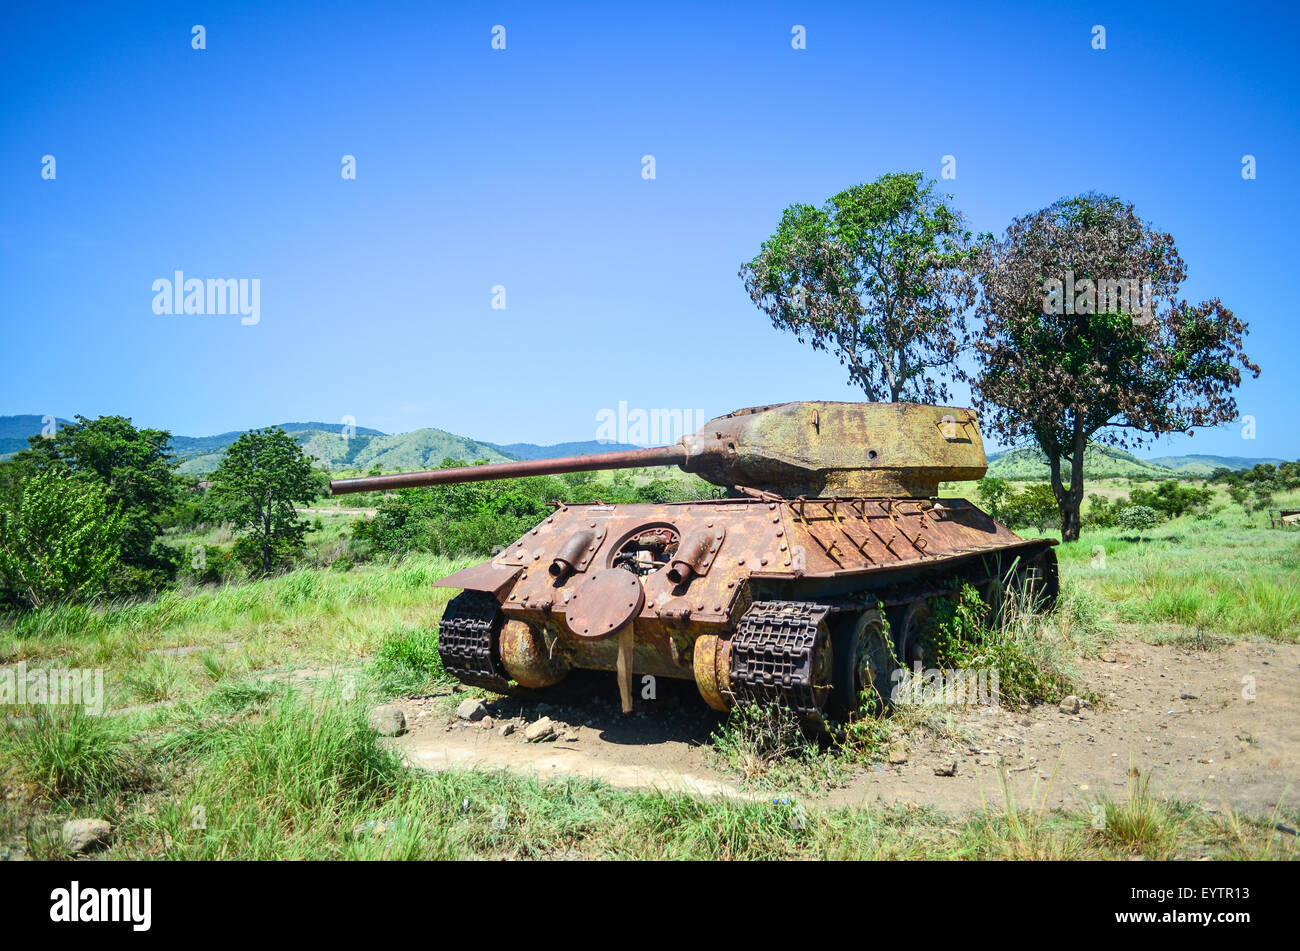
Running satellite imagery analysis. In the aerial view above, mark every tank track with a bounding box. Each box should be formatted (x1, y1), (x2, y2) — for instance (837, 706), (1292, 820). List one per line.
(437, 590), (511, 692)
(729, 600), (832, 723)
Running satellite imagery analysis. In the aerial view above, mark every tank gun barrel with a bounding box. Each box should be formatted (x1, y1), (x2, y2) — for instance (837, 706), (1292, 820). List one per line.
(329, 444), (688, 495)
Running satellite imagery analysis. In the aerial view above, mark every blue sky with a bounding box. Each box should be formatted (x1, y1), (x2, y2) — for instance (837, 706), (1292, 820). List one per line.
(2, 0), (1296, 458)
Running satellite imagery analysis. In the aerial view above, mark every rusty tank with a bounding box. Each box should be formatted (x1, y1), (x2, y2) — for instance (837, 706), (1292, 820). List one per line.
(331, 401), (1058, 726)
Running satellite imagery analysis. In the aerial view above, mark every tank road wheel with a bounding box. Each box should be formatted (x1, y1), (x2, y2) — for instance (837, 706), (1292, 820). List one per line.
(1022, 548), (1060, 612)
(498, 619), (570, 689)
(1001, 548), (1061, 617)
(886, 599), (932, 670)
(830, 609), (893, 719)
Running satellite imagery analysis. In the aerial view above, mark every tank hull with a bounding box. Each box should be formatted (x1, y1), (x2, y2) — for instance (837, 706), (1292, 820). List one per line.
(433, 496), (1058, 718)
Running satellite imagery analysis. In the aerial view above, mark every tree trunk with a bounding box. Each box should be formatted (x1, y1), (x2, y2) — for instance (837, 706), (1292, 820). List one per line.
(1047, 422), (1087, 542)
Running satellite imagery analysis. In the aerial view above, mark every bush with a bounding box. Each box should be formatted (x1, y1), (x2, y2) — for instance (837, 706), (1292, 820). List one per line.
(1127, 480), (1213, 520)
(1117, 505), (1161, 534)
(924, 585), (1075, 708)
(0, 470), (125, 610)
(976, 479), (1058, 531)
(1082, 493), (1122, 529)
(999, 483), (1059, 532)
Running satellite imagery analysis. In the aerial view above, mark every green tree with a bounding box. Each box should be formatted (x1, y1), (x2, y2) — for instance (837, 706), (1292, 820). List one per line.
(13, 415), (179, 594)
(740, 171), (977, 402)
(208, 428), (321, 575)
(0, 470), (124, 610)
(975, 477), (1012, 520)
(971, 194), (1258, 541)
(999, 482), (1060, 532)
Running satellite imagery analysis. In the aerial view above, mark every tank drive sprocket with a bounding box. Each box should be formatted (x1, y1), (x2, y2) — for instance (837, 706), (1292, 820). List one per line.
(437, 590), (511, 692)
(729, 600), (834, 724)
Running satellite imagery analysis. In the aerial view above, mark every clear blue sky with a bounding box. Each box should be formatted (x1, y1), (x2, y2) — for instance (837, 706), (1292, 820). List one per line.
(2, 0), (1297, 458)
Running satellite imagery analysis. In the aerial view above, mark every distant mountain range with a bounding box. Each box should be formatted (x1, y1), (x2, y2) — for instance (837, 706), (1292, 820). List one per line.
(0, 414), (1283, 477)
(986, 444), (1281, 479)
(0, 414), (73, 455)
(0, 416), (642, 474)
(1146, 454), (1285, 476)
(484, 440), (634, 461)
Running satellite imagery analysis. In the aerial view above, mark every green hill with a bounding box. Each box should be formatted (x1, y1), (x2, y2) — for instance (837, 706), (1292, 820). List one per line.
(173, 426), (512, 474)
(987, 443), (1175, 480)
(0, 414), (72, 455)
(1147, 454), (1285, 476)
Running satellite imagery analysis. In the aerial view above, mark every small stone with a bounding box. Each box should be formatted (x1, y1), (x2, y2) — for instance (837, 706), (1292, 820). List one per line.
(456, 698), (488, 722)
(1179, 692), (1198, 700)
(1100, 652), (1117, 663)
(888, 743), (908, 765)
(934, 760), (958, 777)
(564, 727), (581, 743)
(368, 705), (406, 736)
(63, 818), (113, 854)
(1058, 695), (1082, 715)
(479, 715), (494, 729)
(351, 820), (392, 839)
(499, 722), (516, 737)
(524, 717), (556, 742)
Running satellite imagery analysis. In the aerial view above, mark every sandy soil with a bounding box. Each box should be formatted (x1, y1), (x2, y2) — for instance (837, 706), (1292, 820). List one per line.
(393, 638), (1300, 816)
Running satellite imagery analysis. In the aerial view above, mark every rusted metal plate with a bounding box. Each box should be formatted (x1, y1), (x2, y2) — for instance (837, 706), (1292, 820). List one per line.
(432, 561), (522, 597)
(565, 568), (645, 640)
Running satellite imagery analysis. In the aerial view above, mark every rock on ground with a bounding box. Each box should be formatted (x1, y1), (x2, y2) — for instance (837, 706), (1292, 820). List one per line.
(524, 717), (556, 742)
(368, 705), (407, 736)
(456, 698), (488, 722)
(63, 818), (113, 854)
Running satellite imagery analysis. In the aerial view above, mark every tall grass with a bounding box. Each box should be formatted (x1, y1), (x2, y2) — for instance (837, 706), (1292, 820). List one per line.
(0, 708), (141, 803)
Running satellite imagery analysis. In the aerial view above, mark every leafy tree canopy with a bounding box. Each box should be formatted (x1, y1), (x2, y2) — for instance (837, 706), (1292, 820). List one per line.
(208, 428), (322, 575)
(12, 415), (179, 593)
(741, 171), (977, 402)
(971, 193), (1258, 541)
(0, 470), (124, 610)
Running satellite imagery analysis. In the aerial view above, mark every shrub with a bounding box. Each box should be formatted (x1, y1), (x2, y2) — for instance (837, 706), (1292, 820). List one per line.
(1127, 480), (1213, 520)
(0, 470), (125, 610)
(1117, 504), (1160, 534)
(999, 483), (1059, 532)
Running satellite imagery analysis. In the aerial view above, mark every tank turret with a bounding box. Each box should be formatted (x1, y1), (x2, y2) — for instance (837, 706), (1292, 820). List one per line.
(329, 401), (987, 499)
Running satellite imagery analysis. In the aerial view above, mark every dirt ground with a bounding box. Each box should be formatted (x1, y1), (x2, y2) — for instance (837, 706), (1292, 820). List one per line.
(392, 638), (1300, 816)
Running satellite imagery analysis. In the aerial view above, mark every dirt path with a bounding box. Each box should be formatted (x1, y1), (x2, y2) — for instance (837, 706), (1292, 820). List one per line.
(394, 638), (1300, 816)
